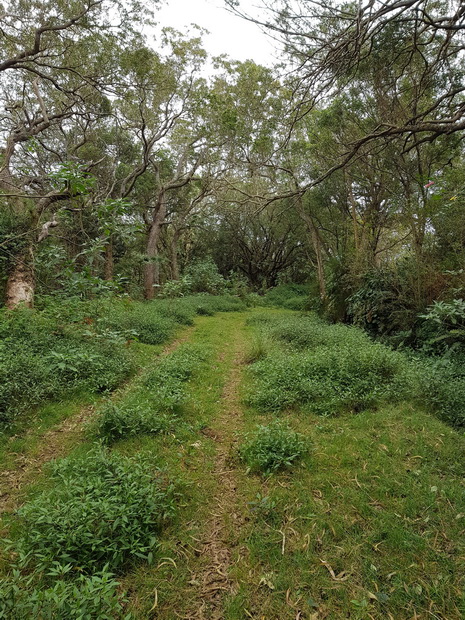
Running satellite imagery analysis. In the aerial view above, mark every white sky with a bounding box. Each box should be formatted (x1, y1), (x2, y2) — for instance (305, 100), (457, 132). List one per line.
(155, 0), (277, 66)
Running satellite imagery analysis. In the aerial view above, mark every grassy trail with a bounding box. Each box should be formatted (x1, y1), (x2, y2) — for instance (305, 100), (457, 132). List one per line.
(123, 311), (252, 619)
(0, 325), (195, 515)
(2, 308), (465, 619)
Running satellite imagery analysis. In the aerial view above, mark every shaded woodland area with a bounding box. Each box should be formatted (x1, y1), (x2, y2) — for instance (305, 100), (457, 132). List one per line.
(0, 0), (464, 339)
(2, 3), (465, 618)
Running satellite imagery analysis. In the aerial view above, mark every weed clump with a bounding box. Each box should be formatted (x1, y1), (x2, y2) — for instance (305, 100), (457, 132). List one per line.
(0, 308), (132, 424)
(239, 421), (308, 473)
(14, 449), (178, 573)
(0, 568), (127, 619)
(93, 343), (208, 443)
(247, 314), (408, 414)
(91, 398), (176, 444)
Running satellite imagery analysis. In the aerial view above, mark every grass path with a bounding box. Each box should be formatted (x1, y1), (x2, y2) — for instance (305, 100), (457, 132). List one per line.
(0, 325), (195, 515)
(121, 312), (252, 619)
(2, 308), (465, 619)
(185, 319), (246, 619)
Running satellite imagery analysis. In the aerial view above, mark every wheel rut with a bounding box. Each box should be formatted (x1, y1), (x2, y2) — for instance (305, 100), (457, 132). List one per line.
(184, 329), (246, 620)
(0, 327), (195, 515)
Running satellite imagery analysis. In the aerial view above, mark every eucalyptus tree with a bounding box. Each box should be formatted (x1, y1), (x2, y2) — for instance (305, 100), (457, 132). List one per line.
(227, 0), (465, 167)
(0, 0), (158, 306)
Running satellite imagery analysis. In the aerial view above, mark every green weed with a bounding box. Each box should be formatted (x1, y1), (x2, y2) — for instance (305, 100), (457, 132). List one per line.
(0, 567), (128, 619)
(13, 448), (178, 573)
(239, 421), (308, 473)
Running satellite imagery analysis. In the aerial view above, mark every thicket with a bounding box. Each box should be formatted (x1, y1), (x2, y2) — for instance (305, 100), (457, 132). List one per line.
(247, 308), (465, 428)
(246, 313), (408, 415)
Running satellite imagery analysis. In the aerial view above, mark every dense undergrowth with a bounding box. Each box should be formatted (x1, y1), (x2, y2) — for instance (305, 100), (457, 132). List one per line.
(2, 291), (465, 618)
(0, 297), (235, 618)
(245, 312), (411, 416)
(0, 294), (245, 425)
(261, 285), (465, 428)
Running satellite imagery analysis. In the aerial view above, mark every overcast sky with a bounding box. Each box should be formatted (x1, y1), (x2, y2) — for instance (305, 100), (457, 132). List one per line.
(155, 0), (277, 66)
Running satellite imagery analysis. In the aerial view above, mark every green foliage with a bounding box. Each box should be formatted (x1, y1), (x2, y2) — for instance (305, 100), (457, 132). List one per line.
(106, 305), (175, 345)
(417, 299), (465, 353)
(93, 343), (208, 443)
(48, 162), (96, 196)
(416, 357), (465, 427)
(162, 258), (227, 297)
(281, 295), (309, 311)
(0, 568), (128, 619)
(239, 421), (308, 473)
(0, 295), (246, 424)
(0, 307), (132, 424)
(263, 284), (309, 308)
(14, 449), (178, 573)
(91, 398), (176, 445)
(247, 314), (407, 414)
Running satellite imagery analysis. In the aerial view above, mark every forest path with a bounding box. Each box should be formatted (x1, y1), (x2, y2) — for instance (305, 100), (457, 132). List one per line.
(183, 315), (247, 619)
(0, 325), (195, 515)
(127, 310), (254, 620)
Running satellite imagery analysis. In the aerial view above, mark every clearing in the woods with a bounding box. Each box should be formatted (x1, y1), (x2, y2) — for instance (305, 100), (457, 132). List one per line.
(1, 309), (465, 620)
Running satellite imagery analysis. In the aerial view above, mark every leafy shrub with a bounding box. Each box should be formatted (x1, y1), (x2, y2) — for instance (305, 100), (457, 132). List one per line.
(91, 397), (176, 445)
(416, 299), (465, 354)
(0, 568), (128, 619)
(0, 294), (244, 424)
(246, 315), (407, 414)
(263, 284), (309, 308)
(162, 258), (227, 297)
(416, 357), (465, 427)
(0, 308), (132, 424)
(14, 449), (177, 572)
(282, 296), (309, 311)
(104, 304), (176, 345)
(257, 313), (369, 351)
(239, 421), (308, 473)
(145, 343), (208, 388)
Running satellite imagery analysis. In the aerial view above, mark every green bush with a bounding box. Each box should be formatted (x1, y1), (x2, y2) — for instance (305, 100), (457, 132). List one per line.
(0, 568), (128, 619)
(239, 421), (308, 473)
(91, 397), (176, 445)
(282, 296), (309, 311)
(93, 343), (209, 443)
(161, 258), (227, 297)
(0, 308), (132, 424)
(246, 315), (407, 414)
(263, 284), (310, 308)
(416, 357), (465, 427)
(14, 449), (177, 573)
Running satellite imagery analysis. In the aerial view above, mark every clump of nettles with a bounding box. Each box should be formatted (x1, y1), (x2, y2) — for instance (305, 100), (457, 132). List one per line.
(239, 421), (308, 474)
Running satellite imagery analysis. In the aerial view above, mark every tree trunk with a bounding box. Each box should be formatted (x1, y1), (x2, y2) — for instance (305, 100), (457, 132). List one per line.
(144, 192), (167, 300)
(298, 202), (327, 301)
(6, 250), (34, 309)
(104, 238), (114, 281)
(170, 230), (181, 280)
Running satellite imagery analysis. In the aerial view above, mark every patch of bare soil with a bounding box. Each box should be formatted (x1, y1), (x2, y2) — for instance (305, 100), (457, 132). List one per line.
(0, 327), (195, 515)
(184, 339), (245, 620)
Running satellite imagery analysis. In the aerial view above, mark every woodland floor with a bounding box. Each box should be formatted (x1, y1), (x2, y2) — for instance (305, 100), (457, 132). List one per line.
(1, 310), (465, 619)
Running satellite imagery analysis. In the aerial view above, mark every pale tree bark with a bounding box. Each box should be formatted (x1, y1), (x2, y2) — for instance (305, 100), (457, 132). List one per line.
(144, 192), (167, 300)
(104, 239), (114, 281)
(5, 248), (35, 309)
(169, 228), (181, 281)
